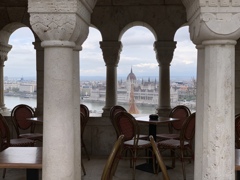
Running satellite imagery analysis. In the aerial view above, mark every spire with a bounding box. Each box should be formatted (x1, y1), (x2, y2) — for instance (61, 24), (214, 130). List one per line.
(128, 84), (140, 114)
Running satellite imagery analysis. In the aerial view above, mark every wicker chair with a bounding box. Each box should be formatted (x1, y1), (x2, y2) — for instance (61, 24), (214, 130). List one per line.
(149, 135), (170, 180)
(113, 111), (155, 179)
(158, 112), (196, 180)
(80, 104), (90, 160)
(110, 105), (148, 140)
(11, 104), (43, 141)
(0, 113), (35, 178)
(156, 105), (191, 141)
(80, 112), (88, 175)
(80, 104), (89, 120)
(101, 135), (124, 180)
(235, 113), (240, 149)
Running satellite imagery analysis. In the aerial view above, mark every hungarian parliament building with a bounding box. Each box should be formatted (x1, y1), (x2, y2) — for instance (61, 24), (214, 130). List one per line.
(80, 69), (196, 110)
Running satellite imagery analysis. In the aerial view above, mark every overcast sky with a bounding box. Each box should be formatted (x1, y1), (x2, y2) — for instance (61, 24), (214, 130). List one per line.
(5, 26), (197, 80)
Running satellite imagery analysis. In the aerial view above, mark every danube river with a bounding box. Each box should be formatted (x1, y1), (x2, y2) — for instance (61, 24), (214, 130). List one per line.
(4, 96), (158, 114)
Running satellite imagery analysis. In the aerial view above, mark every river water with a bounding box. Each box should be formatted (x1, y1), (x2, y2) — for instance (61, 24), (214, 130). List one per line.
(4, 96), (157, 114)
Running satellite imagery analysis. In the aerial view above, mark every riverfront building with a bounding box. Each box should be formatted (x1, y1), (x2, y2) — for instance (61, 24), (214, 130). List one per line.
(0, 1), (239, 179)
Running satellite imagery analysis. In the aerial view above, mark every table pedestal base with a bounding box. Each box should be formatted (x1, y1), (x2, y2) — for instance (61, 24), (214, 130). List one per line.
(26, 169), (39, 180)
(136, 162), (172, 174)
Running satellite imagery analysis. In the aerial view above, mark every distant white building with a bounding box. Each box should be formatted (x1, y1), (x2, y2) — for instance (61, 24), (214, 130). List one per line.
(19, 84), (35, 93)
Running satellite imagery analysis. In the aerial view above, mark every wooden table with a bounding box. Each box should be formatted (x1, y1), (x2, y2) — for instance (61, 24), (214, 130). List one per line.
(135, 115), (179, 140)
(135, 115), (179, 173)
(0, 147), (42, 180)
(26, 116), (43, 123)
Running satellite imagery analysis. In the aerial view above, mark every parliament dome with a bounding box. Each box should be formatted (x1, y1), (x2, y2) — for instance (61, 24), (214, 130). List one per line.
(127, 68), (136, 81)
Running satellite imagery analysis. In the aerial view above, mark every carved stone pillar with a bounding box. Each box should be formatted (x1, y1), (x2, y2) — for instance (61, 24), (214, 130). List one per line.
(100, 41), (122, 117)
(28, 0), (95, 179)
(73, 45), (82, 179)
(0, 43), (12, 112)
(194, 45), (205, 179)
(236, 40), (240, 114)
(154, 41), (176, 116)
(33, 37), (44, 116)
(182, 1), (240, 179)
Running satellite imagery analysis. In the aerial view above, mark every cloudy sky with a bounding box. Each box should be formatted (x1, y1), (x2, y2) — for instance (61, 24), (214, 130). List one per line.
(5, 26), (197, 80)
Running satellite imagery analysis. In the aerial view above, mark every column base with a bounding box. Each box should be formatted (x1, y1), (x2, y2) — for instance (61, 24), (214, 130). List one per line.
(102, 107), (111, 117)
(0, 107), (10, 116)
(156, 108), (171, 117)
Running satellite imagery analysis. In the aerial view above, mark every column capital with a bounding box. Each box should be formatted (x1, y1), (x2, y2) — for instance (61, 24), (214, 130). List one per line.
(28, 0), (93, 46)
(184, 1), (240, 44)
(154, 41), (176, 65)
(0, 43), (12, 62)
(100, 41), (122, 66)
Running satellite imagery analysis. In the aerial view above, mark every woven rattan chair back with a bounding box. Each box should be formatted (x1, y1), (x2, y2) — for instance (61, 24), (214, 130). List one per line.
(0, 114), (10, 151)
(179, 112), (196, 146)
(113, 111), (139, 142)
(235, 114), (240, 148)
(80, 104), (89, 120)
(169, 105), (191, 133)
(11, 104), (35, 137)
(110, 105), (127, 138)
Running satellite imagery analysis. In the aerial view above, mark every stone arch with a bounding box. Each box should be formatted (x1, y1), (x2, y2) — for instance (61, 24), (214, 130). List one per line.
(0, 22), (35, 45)
(118, 25), (157, 81)
(90, 25), (103, 41)
(119, 21), (157, 41)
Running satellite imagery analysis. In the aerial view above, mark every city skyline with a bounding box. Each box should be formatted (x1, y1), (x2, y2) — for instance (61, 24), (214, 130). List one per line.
(5, 26), (197, 79)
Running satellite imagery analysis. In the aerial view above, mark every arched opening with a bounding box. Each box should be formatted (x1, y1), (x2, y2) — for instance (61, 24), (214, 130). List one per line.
(119, 26), (157, 114)
(4, 27), (36, 110)
(171, 26), (197, 111)
(80, 27), (105, 113)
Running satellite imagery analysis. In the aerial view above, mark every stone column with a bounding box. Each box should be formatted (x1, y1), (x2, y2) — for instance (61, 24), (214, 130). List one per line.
(33, 37), (44, 116)
(198, 39), (235, 179)
(182, 1), (240, 178)
(73, 45), (81, 179)
(154, 41), (176, 116)
(0, 43), (12, 112)
(28, 0), (94, 179)
(194, 45), (205, 178)
(100, 41), (122, 117)
(236, 40), (240, 114)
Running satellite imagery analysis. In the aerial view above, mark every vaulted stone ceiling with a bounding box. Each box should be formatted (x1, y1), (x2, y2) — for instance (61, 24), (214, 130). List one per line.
(96, 0), (183, 6)
(0, 0), (27, 7)
(0, 0), (186, 41)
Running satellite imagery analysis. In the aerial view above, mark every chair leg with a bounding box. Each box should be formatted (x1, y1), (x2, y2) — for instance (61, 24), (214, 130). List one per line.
(180, 150), (186, 180)
(171, 150), (175, 168)
(82, 142), (90, 160)
(81, 161), (86, 176)
(2, 168), (6, 178)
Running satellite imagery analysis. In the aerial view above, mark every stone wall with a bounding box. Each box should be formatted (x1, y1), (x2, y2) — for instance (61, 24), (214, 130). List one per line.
(5, 115), (169, 156)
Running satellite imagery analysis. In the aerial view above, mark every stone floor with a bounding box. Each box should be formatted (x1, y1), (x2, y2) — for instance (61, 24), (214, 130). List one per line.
(0, 157), (194, 180)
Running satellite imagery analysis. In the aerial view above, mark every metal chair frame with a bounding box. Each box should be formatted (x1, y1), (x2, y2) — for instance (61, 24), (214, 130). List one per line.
(158, 112), (196, 180)
(101, 135), (124, 180)
(80, 104), (90, 161)
(157, 105), (191, 141)
(0, 113), (35, 178)
(113, 111), (155, 179)
(235, 113), (240, 149)
(149, 135), (170, 180)
(11, 104), (42, 141)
